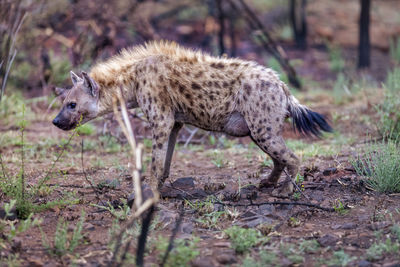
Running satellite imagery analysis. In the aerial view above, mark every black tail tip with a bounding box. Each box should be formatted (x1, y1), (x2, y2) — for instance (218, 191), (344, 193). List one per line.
(292, 108), (333, 137)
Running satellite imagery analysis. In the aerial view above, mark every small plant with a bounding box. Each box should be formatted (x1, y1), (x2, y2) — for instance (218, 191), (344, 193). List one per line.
(328, 44), (345, 72)
(299, 239), (320, 253)
(224, 226), (265, 254)
(390, 37), (400, 64)
(42, 210), (85, 257)
(242, 250), (279, 267)
(1, 201), (42, 244)
(365, 235), (400, 261)
(279, 242), (304, 264)
(377, 67), (400, 139)
(156, 237), (200, 267)
(333, 199), (348, 214)
(352, 139), (400, 193)
(327, 250), (356, 266)
(211, 150), (227, 168)
(391, 224), (400, 240)
(195, 210), (225, 230)
(92, 200), (130, 221)
(76, 123), (96, 136)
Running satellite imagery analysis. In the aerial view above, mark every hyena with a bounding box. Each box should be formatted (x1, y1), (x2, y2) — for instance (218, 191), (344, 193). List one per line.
(53, 41), (332, 197)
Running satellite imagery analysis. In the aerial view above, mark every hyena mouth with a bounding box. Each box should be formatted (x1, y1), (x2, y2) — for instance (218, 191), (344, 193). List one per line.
(52, 118), (77, 131)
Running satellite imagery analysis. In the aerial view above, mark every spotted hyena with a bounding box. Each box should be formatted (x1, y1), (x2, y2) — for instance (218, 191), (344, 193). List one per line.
(53, 41), (332, 197)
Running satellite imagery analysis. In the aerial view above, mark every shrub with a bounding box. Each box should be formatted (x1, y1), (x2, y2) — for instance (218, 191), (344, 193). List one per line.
(156, 237), (199, 267)
(224, 226), (264, 253)
(352, 139), (400, 193)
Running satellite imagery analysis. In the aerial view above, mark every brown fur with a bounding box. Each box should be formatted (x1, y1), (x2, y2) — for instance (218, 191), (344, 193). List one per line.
(53, 41), (330, 197)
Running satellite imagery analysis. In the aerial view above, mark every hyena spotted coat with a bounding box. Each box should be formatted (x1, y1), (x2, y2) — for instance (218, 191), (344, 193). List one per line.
(53, 41), (332, 197)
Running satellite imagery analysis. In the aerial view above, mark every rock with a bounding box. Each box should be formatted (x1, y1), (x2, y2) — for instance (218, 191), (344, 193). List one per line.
(237, 214), (275, 228)
(258, 204), (275, 216)
(358, 260), (372, 267)
(179, 222), (193, 234)
(241, 210), (258, 218)
(28, 257), (44, 267)
(160, 185), (207, 200)
(0, 205), (17, 220)
(127, 184), (154, 207)
(215, 251), (237, 264)
(204, 182), (225, 193)
(331, 222), (358, 230)
(191, 257), (215, 267)
(158, 210), (178, 225)
(318, 234), (339, 247)
(84, 223), (95, 231)
(11, 237), (22, 252)
(323, 167), (337, 176)
(368, 221), (392, 231)
(382, 262), (400, 267)
(172, 177), (195, 189)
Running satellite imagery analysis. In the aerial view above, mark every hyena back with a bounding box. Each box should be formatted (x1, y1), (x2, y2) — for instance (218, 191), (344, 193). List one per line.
(53, 41), (332, 197)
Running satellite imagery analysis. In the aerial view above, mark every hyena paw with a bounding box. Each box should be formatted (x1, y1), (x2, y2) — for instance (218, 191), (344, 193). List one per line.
(271, 180), (294, 198)
(259, 179), (277, 189)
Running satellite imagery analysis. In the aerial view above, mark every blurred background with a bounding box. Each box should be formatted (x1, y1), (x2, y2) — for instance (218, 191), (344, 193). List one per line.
(1, 0), (399, 98)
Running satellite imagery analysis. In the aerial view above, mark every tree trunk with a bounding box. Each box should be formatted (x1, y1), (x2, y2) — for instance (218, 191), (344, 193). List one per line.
(358, 0), (371, 68)
(290, 0), (307, 49)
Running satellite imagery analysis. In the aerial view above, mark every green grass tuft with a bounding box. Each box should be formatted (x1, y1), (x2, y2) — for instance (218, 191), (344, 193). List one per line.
(352, 139), (400, 193)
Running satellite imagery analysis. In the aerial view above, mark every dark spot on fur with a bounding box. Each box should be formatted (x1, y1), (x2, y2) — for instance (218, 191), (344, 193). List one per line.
(184, 93), (192, 100)
(272, 96), (275, 101)
(211, 62), (225, 69)
(257, 128), (262, 134)
(223, 81), (229, 88)
(267, 127), (271, 131)
(262, 103), (267, 110)
(194, 71), (204, 78)
(214, 81), (221, 88)
(157, 143), (163, 149)
(260, 138), (266, 142)
(244, 83), (252, 94)
(191, 82), (201, 90)
(273, 151), (278, 155)
(179, 85), (186, 93)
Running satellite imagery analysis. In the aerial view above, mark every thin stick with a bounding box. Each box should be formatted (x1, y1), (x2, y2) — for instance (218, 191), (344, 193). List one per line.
(81, 139), (101, 200)
(136, 205), (155, 267)
(32, 127), (78, 197)
(160, 202), (185, 267)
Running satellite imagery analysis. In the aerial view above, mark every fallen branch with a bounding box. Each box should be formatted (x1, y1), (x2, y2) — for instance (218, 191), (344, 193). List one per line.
(215, 199), (337, 212)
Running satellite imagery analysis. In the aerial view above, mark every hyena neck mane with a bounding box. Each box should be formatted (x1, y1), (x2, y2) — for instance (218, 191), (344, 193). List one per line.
(88, 41), (214, 116)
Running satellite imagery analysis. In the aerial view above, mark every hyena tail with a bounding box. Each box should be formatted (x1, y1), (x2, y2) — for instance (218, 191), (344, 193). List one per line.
(287, 95), (333, 137)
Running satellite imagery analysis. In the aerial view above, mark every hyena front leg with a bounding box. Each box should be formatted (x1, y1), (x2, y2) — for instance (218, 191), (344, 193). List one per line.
(149, 117), (182, 192)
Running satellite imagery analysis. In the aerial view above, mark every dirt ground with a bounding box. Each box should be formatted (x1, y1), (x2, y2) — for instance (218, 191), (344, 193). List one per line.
(1, 0), (400, 266)
(1, 75), (400, 266)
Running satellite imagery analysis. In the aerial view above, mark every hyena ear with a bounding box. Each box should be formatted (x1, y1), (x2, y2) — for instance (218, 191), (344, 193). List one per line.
(54, 87), (69, 101)
(70, 71), (82, 85)
(81, 71), (99, 98)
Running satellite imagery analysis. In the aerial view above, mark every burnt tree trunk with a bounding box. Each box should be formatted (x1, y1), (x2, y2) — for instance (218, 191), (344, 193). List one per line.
(358, 0), (371, 68)
(216, 0), (226, 56)
(289, 0), (307, 49)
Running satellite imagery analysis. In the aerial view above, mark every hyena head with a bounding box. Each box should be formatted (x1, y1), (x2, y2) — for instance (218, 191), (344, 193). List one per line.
(52, 71), (99, 131)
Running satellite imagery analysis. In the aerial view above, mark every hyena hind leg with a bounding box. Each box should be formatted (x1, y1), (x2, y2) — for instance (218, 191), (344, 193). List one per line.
(252, 135), (300, 197)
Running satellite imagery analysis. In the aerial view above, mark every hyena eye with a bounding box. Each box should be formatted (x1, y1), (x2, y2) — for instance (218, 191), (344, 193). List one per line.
(67, 102), (76, 109)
